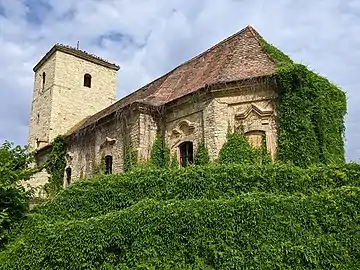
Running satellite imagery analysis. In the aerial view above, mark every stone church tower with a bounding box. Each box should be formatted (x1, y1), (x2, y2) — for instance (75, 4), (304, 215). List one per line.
(28, 44), (120, 151)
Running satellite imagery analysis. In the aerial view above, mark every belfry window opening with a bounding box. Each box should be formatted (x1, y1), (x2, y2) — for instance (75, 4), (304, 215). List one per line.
(42, 72), (46, 90)
(84, 73), (92, 88)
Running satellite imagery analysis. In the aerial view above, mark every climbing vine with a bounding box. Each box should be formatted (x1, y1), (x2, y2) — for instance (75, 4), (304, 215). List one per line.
(45, 135), (66, 196)
(259, 38), (346, 167)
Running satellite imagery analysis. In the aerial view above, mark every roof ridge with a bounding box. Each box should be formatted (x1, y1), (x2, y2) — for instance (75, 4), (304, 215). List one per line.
(112, 25), (259, 104)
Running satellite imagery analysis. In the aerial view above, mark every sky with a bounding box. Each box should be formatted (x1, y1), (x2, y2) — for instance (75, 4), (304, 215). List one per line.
(0, 0), (359, 161)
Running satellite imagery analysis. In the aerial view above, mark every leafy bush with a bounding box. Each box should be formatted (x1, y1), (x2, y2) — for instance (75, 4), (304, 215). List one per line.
(28, 162), (360, 222)
(218, 133), (256, 165)
(194, 141), (210, 165)
(123, 146), (138, 172)
(149, 135), (170, 168)
(1, 187), (359, 269)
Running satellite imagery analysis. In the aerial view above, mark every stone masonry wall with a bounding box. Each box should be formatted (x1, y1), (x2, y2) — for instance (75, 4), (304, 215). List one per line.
(50, 50), (117, 141)
(28, 53), (57, 151)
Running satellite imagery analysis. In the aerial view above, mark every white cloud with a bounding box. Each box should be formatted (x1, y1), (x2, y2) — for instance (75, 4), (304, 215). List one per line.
(0, 0), (359, 161)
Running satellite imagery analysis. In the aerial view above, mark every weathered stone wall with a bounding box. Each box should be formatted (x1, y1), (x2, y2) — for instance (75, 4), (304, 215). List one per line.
(50, 50), (117, 141)
(28, 50), (118, 152)
(28, 53), (57, 151)
(164, 79), (277, 162)
(65, 109), (141, 183)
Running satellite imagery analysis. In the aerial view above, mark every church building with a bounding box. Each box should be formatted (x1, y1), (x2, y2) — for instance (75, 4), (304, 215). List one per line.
(27, 25), (279, 191)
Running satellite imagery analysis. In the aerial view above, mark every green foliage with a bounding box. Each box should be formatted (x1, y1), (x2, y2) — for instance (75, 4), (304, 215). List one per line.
(0, 141), (34, 248)
(45, 136), (66, 196)
(1, 185), (360, 269)
(24, 163), (360, 222)
(194, 141), (210, 165)
(259, 38), (346, 167)
(170, 152), (179, 169)
(123, 146), (138, 172)
(149, 135), (170, 168)
(218, 133), (256, 165)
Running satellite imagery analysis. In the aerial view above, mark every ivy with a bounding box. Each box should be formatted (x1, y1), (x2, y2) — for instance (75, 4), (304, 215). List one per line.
(45, 136), (66, 197)
(149, 135), (170, 168)
(170, 152), (179, 169)
(194, 141), (210, 165)
(123, 146), (138, 172)
(259, 38), (346, 167)
(218, 132), (256, 165)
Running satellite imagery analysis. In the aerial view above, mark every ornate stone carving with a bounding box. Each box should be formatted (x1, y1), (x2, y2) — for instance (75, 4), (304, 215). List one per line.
(235, 104), (273, 133)
(171, 120), (196, 138)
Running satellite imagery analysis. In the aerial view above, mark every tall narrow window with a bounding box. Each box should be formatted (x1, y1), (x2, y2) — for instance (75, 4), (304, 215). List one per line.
(84, 73), (92, 88)
(42, 72), (46, 90)
(105, 155), (113, 175)
(66, 167), (72, 185)
(37, 113), (40, 124)
(179, 142), (193, 168)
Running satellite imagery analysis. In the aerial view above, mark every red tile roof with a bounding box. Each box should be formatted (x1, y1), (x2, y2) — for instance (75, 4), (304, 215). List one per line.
(68, 25), (277, 134)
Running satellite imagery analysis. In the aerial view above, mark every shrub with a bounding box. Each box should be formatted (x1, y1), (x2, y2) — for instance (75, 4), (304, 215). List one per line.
(194, 141), (210, 165)
(218, 133), (256, 165)
(149, 135), (170, 168)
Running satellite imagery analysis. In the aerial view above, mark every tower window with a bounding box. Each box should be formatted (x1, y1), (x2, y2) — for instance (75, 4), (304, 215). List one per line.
(179, 142), (193, 168)
(42, 72), (46, 90)
(84, 73), (92, 88)
(105, 155), (113, 174)
(66, 167), (72, 185)
(37, 113), (40, 124)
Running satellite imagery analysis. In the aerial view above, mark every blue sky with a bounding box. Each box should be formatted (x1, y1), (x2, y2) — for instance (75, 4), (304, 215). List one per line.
(0, 0), (359, 161)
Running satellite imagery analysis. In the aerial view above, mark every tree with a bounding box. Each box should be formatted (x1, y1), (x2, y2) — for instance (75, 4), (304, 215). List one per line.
(0, 141), (34, 248)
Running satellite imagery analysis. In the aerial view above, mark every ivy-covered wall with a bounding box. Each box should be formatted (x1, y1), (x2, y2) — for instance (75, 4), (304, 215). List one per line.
(260, 38), (347, 167)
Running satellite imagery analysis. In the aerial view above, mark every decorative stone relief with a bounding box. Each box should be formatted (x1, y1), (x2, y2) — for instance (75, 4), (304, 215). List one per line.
(169, 119), (197, 149)
(171, 120), (196, 138)
(234, 104), (273, 134)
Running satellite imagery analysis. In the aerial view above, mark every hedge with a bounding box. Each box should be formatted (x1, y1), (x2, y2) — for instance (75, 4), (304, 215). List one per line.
(28, 162), (360, 222)
(1, 187), (359, 269)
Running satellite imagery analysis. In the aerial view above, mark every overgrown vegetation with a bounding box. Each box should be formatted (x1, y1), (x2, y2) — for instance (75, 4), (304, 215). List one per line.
(194, 141), (210, 165)
(259, 38), (347, 167)
(0, 35), (352, 269)
(0, 141), (34, 249)
(149, 135), (170, 168)
(123, 145), (138, 172)
(44, 136), (66, 196)
(1, 163), (360, 269)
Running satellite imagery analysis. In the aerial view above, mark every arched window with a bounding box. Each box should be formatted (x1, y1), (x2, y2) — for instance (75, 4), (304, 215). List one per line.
(42, 72), (46, 90)
(66, 167), (72, 185)
(105, 155), (113, 174)
(179, 142), (193, 167)
(84, 73), (92, 88)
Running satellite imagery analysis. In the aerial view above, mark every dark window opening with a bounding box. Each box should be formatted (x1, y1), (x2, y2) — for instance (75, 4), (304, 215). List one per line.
(105, 155), (113, 175)
(179, 142), (193, 168)
(84, 73), (92, 88)
(42, 72), (46, 90)
(66, 167), (72, 185)
(37, 113), (40, 124)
